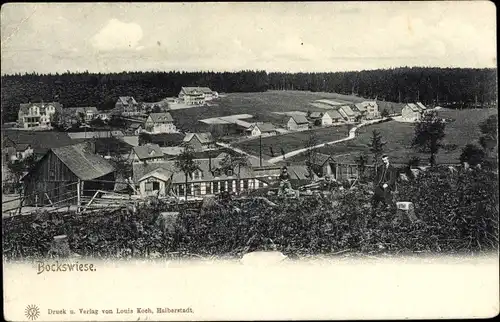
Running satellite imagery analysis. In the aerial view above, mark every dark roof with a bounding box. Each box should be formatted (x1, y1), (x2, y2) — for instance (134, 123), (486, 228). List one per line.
(132, 144), (164, 160)
(117, 97), (137, 105)
(290, 115), (309, 124)
(148, 112), (174, 123)
(253, 123), (276, 133)
(311, 153), (334, 166)
(339, 105), (358, 117)
(309, 112), (323, 119)
(51, 143), (115, 180)
(183, 132), (214, 144)
(323, 110), (344, 120)
(19, 102), (63, 115)
(150, 133), (185, 147)
(2, 130), (74, 155)
(406, 103), (422, 112)
(90, 137), (133, 156)
(181, 87), (213, 95)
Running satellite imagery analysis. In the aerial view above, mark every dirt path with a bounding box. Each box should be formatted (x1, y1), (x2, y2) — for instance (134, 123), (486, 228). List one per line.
(267, 118), (390, 164)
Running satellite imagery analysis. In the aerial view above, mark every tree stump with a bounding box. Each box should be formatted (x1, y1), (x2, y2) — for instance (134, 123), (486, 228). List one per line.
(157, 212), (180, 234)
(48, 235), (71, 258)
(396, 202), (418, 223)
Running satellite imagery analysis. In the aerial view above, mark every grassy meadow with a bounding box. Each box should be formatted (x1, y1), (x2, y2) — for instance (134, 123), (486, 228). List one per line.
(287, 108), (498, 165)
(170, 90), (403, 132)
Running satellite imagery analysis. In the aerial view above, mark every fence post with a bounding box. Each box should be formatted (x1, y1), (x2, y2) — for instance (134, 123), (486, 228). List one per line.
(77, 179), (81, 213)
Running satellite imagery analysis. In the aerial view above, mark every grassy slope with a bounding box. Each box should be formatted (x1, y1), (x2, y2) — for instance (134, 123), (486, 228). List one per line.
(170, 90), (404, 132)
(288, 108), (498, 165)
(234, 125), (349, 159)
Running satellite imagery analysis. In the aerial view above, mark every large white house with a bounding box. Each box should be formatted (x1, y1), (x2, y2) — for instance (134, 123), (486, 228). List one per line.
(178, 87), (218, 105)
(401, 102), (427, 122)
(17, 102), (63, 129)
(354, 101), (380, 119)
(145, 112), (177, 133)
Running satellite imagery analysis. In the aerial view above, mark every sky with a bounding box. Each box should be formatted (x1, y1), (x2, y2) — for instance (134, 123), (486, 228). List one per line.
(0, 2), (497, 75)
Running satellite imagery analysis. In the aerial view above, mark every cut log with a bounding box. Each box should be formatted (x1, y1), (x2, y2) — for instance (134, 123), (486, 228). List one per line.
(396, 201), (418, 223)
(48, 235), (71, 258)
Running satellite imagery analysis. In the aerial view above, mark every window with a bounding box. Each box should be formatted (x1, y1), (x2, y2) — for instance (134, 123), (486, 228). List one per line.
(213, 181), (219, 194)
(152, 181), (160, 191)
(243, 179), (249, 190)
(178, 185), (185, 195)
(145, 182), (153, 191)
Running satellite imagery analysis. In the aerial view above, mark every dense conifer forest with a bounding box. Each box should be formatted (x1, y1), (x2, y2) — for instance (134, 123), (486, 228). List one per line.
(1, 67), (496, 123)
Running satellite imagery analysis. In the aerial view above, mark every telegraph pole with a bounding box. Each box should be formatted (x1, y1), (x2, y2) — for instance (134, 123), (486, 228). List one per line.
(259, 135), (262, 167)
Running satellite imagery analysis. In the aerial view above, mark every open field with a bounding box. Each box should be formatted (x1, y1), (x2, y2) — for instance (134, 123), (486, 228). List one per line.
(234, 125), (349, 159)
(169, 90), (403, 132)
(287, 108), (498, 165)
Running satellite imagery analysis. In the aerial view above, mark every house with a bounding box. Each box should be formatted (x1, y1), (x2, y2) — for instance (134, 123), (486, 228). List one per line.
(308, 112), (323, 120)
(178, 87), (217, 105)
(115, 96), (139, 112)
(321, 110), (344, 126)
(132, 154), (270, 198)
(287, 115), (310, 131)
(149, 133), (185, 147)
(97, 112), (110, 121)
(2, 130), (74, 161)
(17, 102), (63, 129)
(145, 112), (177, 134)
(183, 133), (215, 151)
(354, 101), (380, 119)
(402, 103), (425, 122)
(71, 137), (133, 160)
(129, 143), (165, 163)
(247, 123), (278, 136)
(337, 105), (358, 122)
(308, 153), (360, 181)
(128, 123), (143, 135)
(65, 106), (99, 122)
(22, 142), (116, 206)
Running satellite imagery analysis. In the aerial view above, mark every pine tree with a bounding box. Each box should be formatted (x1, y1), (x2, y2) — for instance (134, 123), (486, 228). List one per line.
(367, 130), (386, 174)
(411, 111), (446, 166)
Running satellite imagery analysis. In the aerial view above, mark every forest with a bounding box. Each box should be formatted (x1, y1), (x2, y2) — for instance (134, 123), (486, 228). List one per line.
(1, 67), (497, 123)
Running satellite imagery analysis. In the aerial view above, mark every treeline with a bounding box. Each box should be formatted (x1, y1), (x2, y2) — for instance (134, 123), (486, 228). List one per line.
(0, 70), (269, 122)
(1, 67), (497, 123)
(268, 67), (497, 106)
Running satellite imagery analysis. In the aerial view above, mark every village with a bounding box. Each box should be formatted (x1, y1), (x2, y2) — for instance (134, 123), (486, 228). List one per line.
(1, 81), (443, 217)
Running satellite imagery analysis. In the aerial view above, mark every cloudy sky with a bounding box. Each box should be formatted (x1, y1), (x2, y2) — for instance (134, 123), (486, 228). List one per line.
(1, 2), (496, 75)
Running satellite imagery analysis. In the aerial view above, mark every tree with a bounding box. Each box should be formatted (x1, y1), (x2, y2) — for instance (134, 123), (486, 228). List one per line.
(89, 117), (105, 128)
(367, 130), (386, 174)
(77, 111), (86, 123)
(459, 144), (486, 166)
(355, 154), (369, 181)
(478, 115), (497, 154)
(219, 152), (250, 193)
(174, 146), (199, 200)
(152, 105), (162, 113)
(411, 111), (446, 166)
(304, 132), (319, 180)
(381, 109), (390, 118)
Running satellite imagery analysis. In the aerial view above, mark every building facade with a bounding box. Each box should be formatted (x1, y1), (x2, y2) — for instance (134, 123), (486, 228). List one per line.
(145, 113), (177, 133)
(287, 115), (309, 131)
(18, 102), (63, 129)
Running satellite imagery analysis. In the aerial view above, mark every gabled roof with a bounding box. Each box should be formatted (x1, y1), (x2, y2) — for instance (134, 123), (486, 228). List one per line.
(309, 112), (323, 119)
(148, 112), (174, 123)
(339, 105), (357, 117)
(138, 167), (173, 183)
(77, 137), (133, 156)
(50, 143), (115, 180)
(406, 103), (422, 112)
(129, 123), (143, 129)
(416, 102), (427, 110)
(311, 153), (334, 166)
(183, 132), (214, 144)
(2, 130), (74, 155)
(132, 144), (164, 160)
(290, 115), (309, 124)
(354, 103), (367, 112)
(323, 110), (344, 120)
(117, 96), (138, 105)
(252, 123), (276, 133)
(181, 86), (213, 95)
(19, 102), (63, 115)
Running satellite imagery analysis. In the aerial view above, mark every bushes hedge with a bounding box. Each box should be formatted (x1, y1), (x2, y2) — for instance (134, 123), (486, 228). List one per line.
(2, 167), (498, 260)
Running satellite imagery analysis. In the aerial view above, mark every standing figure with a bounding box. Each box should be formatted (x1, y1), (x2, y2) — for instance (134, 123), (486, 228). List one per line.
(278, 166), (292, 195)
(372, 154), (396, 211)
